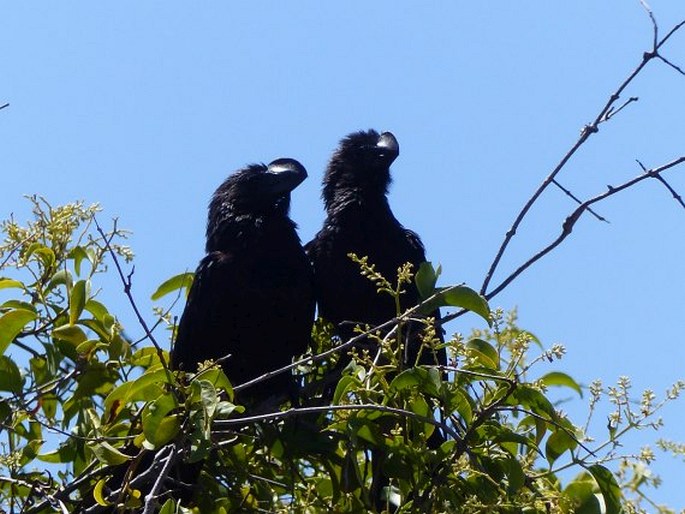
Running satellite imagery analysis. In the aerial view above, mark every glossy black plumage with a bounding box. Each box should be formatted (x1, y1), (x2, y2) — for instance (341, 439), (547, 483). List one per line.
(172, 158), (315, 404)
(305, 129), (445, 368)
(306, 130), (446, 509)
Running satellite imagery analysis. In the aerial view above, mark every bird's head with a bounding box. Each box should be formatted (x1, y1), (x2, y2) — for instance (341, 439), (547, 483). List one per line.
(322, 129), (399, 210)
(207, 158), (307, 249)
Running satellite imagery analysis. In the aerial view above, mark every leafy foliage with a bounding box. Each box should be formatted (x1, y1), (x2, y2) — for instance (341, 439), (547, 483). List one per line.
(0, 198), (682, 513)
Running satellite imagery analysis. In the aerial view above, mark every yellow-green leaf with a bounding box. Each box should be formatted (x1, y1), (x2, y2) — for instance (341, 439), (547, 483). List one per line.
(89, 441), (131, 466)
(0, 356), (22, 393)
(0, 309), (38, 355)
(540, 371), (583, 397)
(440, 285), (491, 325)
(93, 478), (111, 506)
(0, 278), (24, 290)
(588, 464), (621, 514)
(151, 272), (194, 301)
(69, 280), (88, 325)
(466, 338), (500, 369)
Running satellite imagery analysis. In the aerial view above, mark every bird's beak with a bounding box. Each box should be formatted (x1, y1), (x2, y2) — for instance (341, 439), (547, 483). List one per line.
(376, 131), (400, 163)
(265, 158), (308, 195)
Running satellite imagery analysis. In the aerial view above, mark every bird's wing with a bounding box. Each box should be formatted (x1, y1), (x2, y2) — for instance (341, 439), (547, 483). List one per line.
(171, 251), (237, 373)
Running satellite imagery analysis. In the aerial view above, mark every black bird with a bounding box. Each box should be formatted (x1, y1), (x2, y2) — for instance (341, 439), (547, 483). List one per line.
(305, 129), (445, 368)
(305, 130), (446, 509)
(172, 158), (315, 405)
(82, 160), (315, 512)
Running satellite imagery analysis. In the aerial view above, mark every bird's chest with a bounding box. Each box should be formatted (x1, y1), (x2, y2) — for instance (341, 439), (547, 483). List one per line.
(317, 228), (416, 324)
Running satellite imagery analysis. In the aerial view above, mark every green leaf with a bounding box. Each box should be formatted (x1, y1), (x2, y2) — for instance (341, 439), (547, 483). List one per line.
(507, 385), (557, 421)
(189, 379), (220, 438)
(0, 356), (23, 393)
(151, 272), (194, 301)
(158, 499), (177, 514)
(348, 417), (384, 446)
(419, 284), (491, 325)
(564, 472), (602, 514)
(194, 367), (233, 400)
(588, 465), (622, 514)
(466, 338), (500, 369)
(143, 394), (180, 448)
(443, 385), (473, 424)
(84, 299), (109, 321)
(0, 309), (38, 355)
(333, 375), (361, 404)
(38, 444), (76, 464)
(69, 280), (88, 325)
(89, 441), (131, 466)
(40, 393), (58, 421)
(390, 367), (441, 397)
(477, 422), (535, 450)
(46, 269), (73, 292)
(440, 285), (490, 325)
(545, 428), (578, 466)
(415, 261), (440, 300)
(105, 369), (169, 415)
(1, 300), (37, 312)
(52, 325), (88, 346)
(26, 243), (55, 269)
(69, 246), (91, 276)
(131, 347), (164, 368)
(540, 371), (583, 397)
(505, 455), (526, 494)
(0, 278), (25, 290)
(93, 478), (112, 507)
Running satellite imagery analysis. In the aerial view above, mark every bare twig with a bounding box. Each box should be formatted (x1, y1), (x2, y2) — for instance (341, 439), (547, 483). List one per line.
(552, 179), (608, 222)
(142, 444), (177, 514)
(485, 156), (685, 299)
(24, 462), (100, 514)
(637, 159), (685, 210)
(656, 54), (685, 76)
(94, 218), (171, 374)
(0, 102), (8, 111)
(653, 175), (685, 210)
(602, 96), (639, 122)
(480, 16), (685, 298)
(0, 476), (69, 514)
(638, 0), (658, 49)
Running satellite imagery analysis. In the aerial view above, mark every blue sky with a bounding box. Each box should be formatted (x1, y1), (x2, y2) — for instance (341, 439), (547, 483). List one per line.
(2, 1), (685, 506)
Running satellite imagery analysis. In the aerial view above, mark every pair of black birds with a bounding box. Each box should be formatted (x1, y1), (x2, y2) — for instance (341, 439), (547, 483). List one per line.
(171, 129), (446, 404)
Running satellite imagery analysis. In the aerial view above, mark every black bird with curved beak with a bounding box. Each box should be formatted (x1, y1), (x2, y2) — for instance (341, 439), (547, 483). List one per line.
(306, 130), (446, 509)
(173, 158), (315, 406)
(83, 160), (315, 512)
(306, 130), (445, 368)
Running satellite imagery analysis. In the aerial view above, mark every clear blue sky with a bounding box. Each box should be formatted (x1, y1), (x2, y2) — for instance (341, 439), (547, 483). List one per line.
(2, 1), (684, 507)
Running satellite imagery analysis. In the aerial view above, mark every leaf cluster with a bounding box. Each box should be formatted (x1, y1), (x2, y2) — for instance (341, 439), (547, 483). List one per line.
(0, 199), (681, 514)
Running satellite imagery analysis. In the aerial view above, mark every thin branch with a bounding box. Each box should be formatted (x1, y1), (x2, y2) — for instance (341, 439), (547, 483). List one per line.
(480, 17), (685, 297)
(94, 218), (171, 375)
(602, 96), (639, 122)
(213, 403), (462, 441)
(638, 0), (658, 50)
(656, 54), (685, 76)
(24, 462), (100, 514)
(485, 156), (685, 299)
(142, 444), (177, 514)
(0, 476), (69, 514)
(499, 406), (597, 458)
(657, 19), (685, 49)
(551, 179), (608, 222)
(0, 102), (8, 111)
(652, 175), (685, 210)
